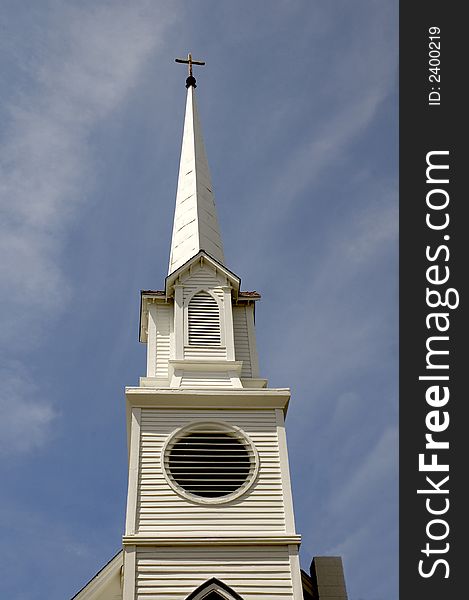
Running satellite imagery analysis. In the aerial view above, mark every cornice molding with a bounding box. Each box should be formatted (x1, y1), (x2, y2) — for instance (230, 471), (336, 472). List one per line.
(125, 387), (290, 413)
(122, 534), (301, 547)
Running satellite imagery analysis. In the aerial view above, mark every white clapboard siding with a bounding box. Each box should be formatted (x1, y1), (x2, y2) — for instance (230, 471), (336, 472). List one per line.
(136, 545), (295, 600)
(137, 409), (285, 533)
(155, 304), (171, 379)
(181, 264), (225, 294)
(179, 372), (233, 388)
(184, 346), (227, 360)
(233, 305), (252, 377)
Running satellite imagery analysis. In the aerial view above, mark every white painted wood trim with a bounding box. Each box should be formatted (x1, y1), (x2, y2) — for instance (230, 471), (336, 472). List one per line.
(169, 302), (175, 360)
(126, 386), (289, 398)
(246, 304), (260, 378)
(139, 299), (149, 343)
(190, 582), (239, 600)
(222, 287), (235, 360)
(169, 359), (242, 372)
(174, 285), (184, 359)
(170, 369), (183, 388)
(146, 304), (157, 377)
(288, 544), (304, 599)
(125, 408), (141, 536)
(240, 378), (268, 388)
(166, 252), (240, 295)
(122, 545), (136, 600)
(122, 534), (301, 546)
(276, 408), (297, 534)
(229, 373), (243, 388)
(125, 387), (290, 414)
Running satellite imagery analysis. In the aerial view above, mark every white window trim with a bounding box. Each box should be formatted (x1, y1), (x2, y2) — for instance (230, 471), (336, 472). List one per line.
(189, 583), (238, 600)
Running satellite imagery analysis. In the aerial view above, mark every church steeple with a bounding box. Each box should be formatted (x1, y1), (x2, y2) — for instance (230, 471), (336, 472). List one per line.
(72, 55), (348, 600)
(168, 58), (225, 275)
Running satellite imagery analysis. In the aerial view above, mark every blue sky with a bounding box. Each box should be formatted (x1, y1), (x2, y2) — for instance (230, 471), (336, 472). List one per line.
(0, 1), (398, 599)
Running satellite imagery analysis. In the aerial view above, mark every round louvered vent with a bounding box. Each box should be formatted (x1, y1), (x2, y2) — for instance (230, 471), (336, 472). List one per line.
(162, 423), (258, 503)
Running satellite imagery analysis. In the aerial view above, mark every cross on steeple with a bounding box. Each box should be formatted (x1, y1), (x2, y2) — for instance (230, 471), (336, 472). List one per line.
(175, 52), (205, 88)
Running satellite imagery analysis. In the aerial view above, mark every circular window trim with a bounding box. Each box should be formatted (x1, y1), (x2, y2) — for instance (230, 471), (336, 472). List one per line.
(161, 420), (259, 505)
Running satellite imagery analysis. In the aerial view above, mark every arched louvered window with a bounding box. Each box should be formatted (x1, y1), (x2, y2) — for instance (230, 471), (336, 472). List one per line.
(188, 291), (221, 346)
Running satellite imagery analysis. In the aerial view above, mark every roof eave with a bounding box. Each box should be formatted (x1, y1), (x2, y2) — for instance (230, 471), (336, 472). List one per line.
(165, 250), (240, 297)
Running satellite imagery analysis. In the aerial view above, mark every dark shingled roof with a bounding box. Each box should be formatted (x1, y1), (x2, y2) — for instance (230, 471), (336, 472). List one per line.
(141, 290), (165, 295)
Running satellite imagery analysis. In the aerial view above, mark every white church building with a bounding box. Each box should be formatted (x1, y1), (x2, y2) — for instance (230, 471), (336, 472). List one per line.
(72, 56), (348, 600)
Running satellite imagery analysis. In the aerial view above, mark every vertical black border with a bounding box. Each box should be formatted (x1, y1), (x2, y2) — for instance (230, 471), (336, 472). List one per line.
(400, 3), (464, 598)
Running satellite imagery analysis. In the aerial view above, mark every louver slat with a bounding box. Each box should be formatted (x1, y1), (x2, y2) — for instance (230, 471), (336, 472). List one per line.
(167, 431), (252, 498)
(188, 292), (221, 346)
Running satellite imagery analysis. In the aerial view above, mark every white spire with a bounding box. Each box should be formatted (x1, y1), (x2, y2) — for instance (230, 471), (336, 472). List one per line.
(168, 84), (225, 275)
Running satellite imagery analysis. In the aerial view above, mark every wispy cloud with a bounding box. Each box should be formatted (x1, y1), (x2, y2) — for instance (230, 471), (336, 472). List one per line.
(229, 3), (397, 270)
(0, 501), (114, 599)
(0, 1), (176, 452)
(327, 516), (398, 600)
(0, 363), (56, 456)
(264, 190), (397, 397)
(273, 85), (391, 215)
(329, 425), (398, 517)
(299, 425), (398, 600)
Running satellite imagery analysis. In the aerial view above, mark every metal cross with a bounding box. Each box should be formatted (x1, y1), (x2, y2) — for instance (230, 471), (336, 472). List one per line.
(175, 53), (206, 77)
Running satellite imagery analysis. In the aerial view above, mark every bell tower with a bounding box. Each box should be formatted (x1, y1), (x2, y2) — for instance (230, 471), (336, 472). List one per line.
(121, 57), (304, 599)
